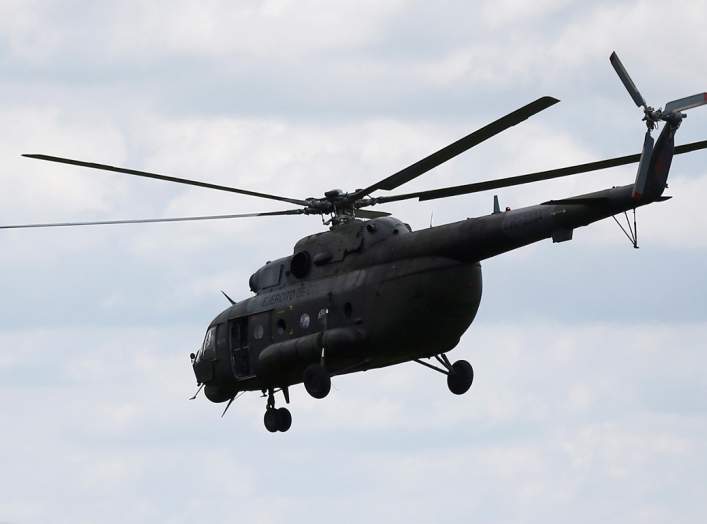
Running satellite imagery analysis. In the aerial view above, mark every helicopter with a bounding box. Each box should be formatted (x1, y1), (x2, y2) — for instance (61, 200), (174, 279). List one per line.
(6, 52), (707, 432)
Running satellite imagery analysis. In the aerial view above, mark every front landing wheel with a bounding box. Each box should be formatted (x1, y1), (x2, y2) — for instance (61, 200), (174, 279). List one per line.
(447, 360), (474, 395)
(276, 407), (292, 432)
(264, 407), (293, 432)
(264, 408), (280, 432)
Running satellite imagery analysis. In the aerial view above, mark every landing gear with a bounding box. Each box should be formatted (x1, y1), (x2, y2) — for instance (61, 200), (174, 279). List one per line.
(264, 407), (292, 432)
(263, 388), (292, 432)
(414, 354), (474, 395)
(303, 363), (331, 399)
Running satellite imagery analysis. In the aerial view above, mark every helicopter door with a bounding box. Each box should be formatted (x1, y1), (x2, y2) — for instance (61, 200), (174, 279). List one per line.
(248, 311), (271, 367)
(229, 318), (252, 378)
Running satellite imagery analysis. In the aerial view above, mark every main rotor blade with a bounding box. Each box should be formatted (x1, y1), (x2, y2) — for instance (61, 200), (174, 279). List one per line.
(351, 96), (560, 198)
(356, 209), (391, 219)
(22, 154), (309, 207)
(610, 51), (647, 108)
(0, 209), (304, 230)
(372, 139), (707, 204)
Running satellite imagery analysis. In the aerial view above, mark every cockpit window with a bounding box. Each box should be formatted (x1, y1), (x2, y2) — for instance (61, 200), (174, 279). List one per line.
(202, 326), (217, 359)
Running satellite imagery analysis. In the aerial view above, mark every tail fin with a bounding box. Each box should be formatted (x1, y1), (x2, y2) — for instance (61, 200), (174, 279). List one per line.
(634, 93), (706, 201)
(634, 122), (676, 202)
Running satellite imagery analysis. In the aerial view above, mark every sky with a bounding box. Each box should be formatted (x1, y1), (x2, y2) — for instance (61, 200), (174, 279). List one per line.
(1, 1), (706, 522)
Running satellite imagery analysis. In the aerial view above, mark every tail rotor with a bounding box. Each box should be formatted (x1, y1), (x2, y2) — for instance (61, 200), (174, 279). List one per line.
(611, 51), (707, 128)
(609, 51), (707, 200)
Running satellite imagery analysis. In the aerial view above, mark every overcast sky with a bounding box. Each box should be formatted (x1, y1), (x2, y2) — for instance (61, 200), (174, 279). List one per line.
(1, 1), (707, 523)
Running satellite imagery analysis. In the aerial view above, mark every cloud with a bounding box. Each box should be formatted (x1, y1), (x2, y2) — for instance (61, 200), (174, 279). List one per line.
(1, 1), (707, 523)
(0, 0), (406, 65)
(5, 322), (707, 522)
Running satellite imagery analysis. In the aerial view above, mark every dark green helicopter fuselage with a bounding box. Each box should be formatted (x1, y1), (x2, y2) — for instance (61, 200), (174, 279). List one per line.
(194, 217), (484, 402)
(193, 120), (676, 403)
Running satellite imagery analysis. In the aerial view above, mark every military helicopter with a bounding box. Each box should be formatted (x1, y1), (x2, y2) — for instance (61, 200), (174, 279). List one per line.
(7, 53), (707, 432)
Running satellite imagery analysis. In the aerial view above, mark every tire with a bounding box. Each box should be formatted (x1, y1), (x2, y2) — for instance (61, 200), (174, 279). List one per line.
(264, 408), (280, 432)
(303, 363), (331, 399)
(447, 360), (474, 395)
(277, 407), (292, 432)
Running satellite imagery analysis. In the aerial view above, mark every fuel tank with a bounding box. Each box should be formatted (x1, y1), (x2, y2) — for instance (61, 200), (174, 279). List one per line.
(257, 326), (367, 375)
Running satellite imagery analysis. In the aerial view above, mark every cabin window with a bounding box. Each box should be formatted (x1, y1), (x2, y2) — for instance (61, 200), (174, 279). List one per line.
(230, 319), (248, 349)
(253, 324), (264, 340)
(299, 313), (310, 329)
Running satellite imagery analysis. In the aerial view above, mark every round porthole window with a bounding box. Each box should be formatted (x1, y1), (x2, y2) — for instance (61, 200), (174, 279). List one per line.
(253, 324), (264, 340)
(299, 313), (311, 329)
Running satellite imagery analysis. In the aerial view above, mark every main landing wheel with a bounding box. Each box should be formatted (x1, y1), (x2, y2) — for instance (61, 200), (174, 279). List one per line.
(447, 360), (474, 395)
(303, 363), (331, 399)
(264, 407), (292, 432)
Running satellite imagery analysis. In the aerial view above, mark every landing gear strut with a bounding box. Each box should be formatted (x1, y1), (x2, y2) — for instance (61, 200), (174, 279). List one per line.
(414, 354), (474, 395)
(263, 387), (292, 433)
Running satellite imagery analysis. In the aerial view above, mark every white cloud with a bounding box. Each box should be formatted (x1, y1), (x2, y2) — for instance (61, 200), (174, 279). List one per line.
(3, 322), (707, 522)
(0, 107), (127, 220)
(0, 0), (406, 65)
(1, 2), (707, 523)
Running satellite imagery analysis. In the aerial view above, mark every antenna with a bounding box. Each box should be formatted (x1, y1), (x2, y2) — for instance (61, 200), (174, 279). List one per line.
(220, 290), (236, 305)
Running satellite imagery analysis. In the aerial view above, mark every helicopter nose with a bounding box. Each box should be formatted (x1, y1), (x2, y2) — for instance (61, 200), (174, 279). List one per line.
(204, 384), (236, 403)
(191, 347), (214, 385)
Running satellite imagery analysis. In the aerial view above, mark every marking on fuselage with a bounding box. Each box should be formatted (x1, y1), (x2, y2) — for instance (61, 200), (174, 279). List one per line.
(260, 286), (310, 308)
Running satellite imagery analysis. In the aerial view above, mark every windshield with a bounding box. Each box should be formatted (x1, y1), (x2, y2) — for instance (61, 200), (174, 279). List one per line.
(201, 326), (217, 359)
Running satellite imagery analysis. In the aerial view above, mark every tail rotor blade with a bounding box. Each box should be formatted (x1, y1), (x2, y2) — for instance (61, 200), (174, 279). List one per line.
(610, 51), (647, 108)
(664, 93), (707, 114)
